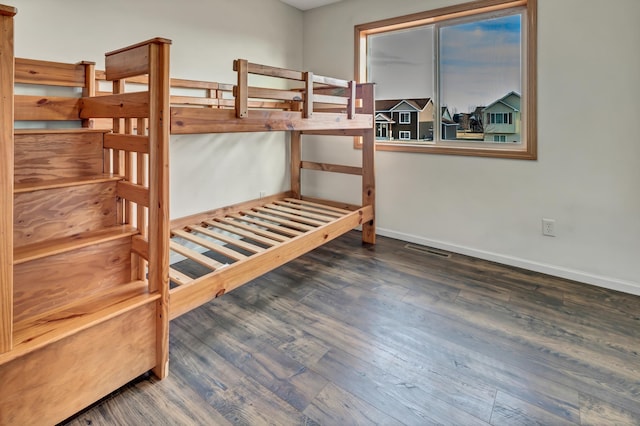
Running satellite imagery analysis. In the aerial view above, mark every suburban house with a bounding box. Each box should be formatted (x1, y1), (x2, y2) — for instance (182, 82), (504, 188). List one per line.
(375, 99), (458, 141)
(375, 98), (434, 140)
(454, 106), (485, 133)
(483, 91), (521, 143)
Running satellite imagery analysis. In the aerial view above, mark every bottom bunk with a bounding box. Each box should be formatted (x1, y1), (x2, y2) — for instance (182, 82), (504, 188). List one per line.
(168, 193), (374, 319)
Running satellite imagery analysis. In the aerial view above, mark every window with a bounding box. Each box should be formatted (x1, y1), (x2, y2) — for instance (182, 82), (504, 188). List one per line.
(355, 0), (537, 159)
(399, 131), (411, 140)
(488, 112), (514, 125)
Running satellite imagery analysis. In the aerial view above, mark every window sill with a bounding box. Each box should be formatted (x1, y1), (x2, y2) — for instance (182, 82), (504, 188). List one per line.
(354, 139), (537, 160)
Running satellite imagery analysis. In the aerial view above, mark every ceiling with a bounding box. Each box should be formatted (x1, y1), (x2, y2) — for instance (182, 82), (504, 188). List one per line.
(279, 0), (343, 11)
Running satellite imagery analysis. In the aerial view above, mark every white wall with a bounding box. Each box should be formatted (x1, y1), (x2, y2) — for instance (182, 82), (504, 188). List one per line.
(9, 0), (303, 219)
(8, 0), (640, 294)
(302, 0), (640, 294)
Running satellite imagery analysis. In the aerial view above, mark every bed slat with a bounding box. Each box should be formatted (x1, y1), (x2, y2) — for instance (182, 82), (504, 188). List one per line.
(253, 206), (327, 226)
(202, 220), (277, 247)
(187, 225), (265, 254)
(169, 241), (224, 271)
(221, 217), (293, 242)
(228, 213), (303, 237)
(244, 210), (315, 232)
(172, 229), (247, 262)
(169, 268), (193, 286)
(263, 203), (334, 222)
(272, 201), (343, 218)
(284, 198), (351, 214)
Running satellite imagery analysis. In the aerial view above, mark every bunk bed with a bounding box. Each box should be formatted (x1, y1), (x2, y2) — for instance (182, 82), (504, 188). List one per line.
(0, 10), (375, 421)
(163, 59), (376, 318)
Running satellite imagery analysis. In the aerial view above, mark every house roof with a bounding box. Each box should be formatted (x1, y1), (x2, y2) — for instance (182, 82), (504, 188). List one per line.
(483, 91), (521, 112)
(375, 113), (395, 123)
(376, 98), (432, 112)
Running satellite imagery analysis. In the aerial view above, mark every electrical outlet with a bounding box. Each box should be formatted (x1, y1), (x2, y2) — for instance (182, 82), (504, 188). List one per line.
(542, 218), (556, 237)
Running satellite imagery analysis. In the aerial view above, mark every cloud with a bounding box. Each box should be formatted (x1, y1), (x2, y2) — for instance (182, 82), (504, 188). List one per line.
(367, 13), (523, 108)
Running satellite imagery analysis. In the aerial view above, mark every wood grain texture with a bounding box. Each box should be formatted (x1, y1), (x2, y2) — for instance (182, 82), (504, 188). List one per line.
(13, 180), (118, 247)
(15, 94), (80, 121)
(0, 7), (14, 354)
(61, 232), (640, 425)
(80, 91), (149, 119)
(290, 131), (301, 198)
(105, 43), (149, 81)
(13, 236), (133, 323)
(0, 302), (156, 425)
(171, 107), (373, 134)
(14, 131), (104, 183)
(15, 57), (86, 87)
(146, 40), (171, 379)
(13, 224), (137, 264)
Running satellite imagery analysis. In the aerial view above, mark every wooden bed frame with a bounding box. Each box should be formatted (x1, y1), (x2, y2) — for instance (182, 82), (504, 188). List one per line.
(0, 6), (374, 423)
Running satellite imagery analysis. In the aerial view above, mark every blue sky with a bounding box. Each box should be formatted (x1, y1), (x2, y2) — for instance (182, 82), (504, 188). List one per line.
(369, 13), (522, 113)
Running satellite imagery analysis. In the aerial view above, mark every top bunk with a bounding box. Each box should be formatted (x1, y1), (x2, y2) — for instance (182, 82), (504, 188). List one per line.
(12, 38), (374, 135)
(168, 59), (375, 134)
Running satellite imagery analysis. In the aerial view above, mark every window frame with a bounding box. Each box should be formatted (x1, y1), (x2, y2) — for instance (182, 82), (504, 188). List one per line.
(399, 130), (411, 140)
(398, 111), (411, 124)
(354, 0), (537, 160)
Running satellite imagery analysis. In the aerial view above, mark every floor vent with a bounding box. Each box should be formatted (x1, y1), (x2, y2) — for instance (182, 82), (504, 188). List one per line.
(404, 244), (451, 258)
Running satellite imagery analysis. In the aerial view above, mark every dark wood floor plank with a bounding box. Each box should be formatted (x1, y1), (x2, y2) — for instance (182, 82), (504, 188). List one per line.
(490, 390), (577, 426)
(296, 273), (585, 423)
(579, 393), (640, 426)
(222, 275), (498, 423)
(312, 348), (491, 425)
(59, 231), (640, 425)
(303, 382), (403, 426)
(178, 300), (329, 414)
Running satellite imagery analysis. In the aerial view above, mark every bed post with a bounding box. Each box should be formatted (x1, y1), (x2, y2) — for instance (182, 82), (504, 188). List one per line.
(148, 39), (171, 379)
(360, 83), (375, 244)
(0, 4), (16, 355)
(290, 131), (302, 198)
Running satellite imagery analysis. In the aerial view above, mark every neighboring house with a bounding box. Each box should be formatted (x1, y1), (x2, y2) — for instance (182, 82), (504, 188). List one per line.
(375, 99), (457, 141)
(374, 112), (394, 140)
(441, 106), (458, 140)
(375, 98), (434, 141)
(453, 107), (484, 133)
(483, 91), (521, 143)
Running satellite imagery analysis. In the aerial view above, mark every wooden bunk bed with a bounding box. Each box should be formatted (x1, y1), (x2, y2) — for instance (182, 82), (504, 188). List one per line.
(164, 59), (376, 319)
(0, 6), (374, 423)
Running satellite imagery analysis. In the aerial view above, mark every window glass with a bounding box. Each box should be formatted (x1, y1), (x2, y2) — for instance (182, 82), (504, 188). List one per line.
(355, 0), (536, 159)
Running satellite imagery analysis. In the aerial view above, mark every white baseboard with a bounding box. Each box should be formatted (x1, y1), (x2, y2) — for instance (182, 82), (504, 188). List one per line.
(376, 228), (640, 297)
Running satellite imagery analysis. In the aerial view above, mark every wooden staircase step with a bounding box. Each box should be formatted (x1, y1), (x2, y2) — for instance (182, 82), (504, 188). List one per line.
(14, 129), (107, 183)
(13, 179), (119, 247)
(1, 280), (158, 365)
(14, 233), (138, 324)
(14, 128), (110, 135)
(14, 174), (122, 194)
(14, 224), (138, 265)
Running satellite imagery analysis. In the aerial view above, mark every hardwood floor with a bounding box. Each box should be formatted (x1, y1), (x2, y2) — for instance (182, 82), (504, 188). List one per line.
(62, 231), (640, 425)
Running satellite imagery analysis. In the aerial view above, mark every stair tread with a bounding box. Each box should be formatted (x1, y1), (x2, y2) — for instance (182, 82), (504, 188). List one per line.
(14, 174), (122, 194)
(14, 225), (139, 264)
(14, 128), (111, 135)
(1, 280), (158, 365)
